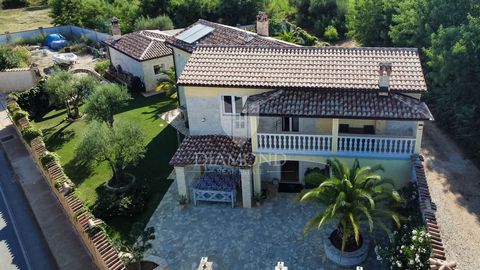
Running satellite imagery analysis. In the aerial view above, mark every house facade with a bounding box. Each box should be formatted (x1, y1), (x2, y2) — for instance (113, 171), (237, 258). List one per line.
(169, 45), (433, 209)
(104, 28), (182, 93)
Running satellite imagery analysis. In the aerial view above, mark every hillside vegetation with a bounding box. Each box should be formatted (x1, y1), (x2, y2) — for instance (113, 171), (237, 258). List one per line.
(0, 6), (52, 33)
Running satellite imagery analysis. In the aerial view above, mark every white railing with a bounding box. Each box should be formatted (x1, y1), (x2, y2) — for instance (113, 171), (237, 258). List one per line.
(257, 133), (332, 154)
(256, 133), (416, 158)
(338, 135), (416, 157)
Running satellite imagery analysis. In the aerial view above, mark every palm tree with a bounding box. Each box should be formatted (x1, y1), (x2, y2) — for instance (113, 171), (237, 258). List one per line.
(275, 29), (301, 44)
(156, 67), (177, 96)
(300, 158), (402, 251)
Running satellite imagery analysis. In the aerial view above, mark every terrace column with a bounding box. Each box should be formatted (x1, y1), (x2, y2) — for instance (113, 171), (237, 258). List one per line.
(240, 168), (252, 208)
(331, 118), (339, 154)
(249, 116), (259, 152)
(414, 121), (424, 154)
(253, 164), (261, 195)
(175, 166), (188, 198)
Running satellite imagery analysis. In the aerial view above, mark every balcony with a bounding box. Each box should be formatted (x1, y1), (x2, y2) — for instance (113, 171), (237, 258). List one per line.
(256, 133), (416, 158)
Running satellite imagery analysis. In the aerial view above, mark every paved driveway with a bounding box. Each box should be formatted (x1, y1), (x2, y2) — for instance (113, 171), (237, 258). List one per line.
(0, 149), (57, 270)
(146, 182), (386, 270)
(422, 123), (480, 269)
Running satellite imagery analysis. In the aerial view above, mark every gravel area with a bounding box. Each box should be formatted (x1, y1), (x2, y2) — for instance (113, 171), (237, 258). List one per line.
(422, 122), (480, 269)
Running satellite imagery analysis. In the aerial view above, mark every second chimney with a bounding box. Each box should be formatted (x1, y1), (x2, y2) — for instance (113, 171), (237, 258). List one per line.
(256, 12), (269, 37)
(378, 62), (392, 96)
(111, 17), (121, 40)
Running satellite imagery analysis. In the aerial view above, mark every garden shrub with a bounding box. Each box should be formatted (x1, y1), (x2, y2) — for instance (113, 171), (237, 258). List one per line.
(304, 168), (328, 188)
(12, 109), (29, 124)
(93, 184), (149, 218)
(7, 102), (20, 114)
(13, 81), (51, 118)
(0, 45), (31, 70)
(94, 60), (110, 76)
(376, 226), (432, 269)
(129, 76), (146, 93)
(2, 0), (28, 8)
(21, 126), (42, 144)
(40, 152), (59, 167)
(14, 34), (46, 46)
(134, 15), (174, 31)
(324, 25), (340, 42)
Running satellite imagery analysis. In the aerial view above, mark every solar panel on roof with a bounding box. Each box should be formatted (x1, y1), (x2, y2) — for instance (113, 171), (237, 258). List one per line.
(176, 24), (214, 44)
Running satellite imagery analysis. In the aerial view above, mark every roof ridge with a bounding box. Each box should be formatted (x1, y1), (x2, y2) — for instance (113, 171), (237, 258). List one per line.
(193, 44), (419, 52)
(139, 40), (155, 60)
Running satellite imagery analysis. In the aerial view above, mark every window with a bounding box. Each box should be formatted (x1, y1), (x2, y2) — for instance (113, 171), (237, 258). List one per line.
(339, 124), (349, 133)
(222, 95), (245, 115)
(282, 117), (299, 132)
(153, 64), (165, 75)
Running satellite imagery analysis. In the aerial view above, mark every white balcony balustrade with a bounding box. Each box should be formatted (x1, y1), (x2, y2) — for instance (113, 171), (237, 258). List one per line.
(337, 135), (416, 157)
(257, 133), (332, 154)
(256, 133), (416, 158)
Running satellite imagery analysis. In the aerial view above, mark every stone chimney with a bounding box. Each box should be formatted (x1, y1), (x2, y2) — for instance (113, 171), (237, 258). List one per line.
(378, 62), (392, 96)
(256, 11), (269, 37)
(111, 17), (121, 40)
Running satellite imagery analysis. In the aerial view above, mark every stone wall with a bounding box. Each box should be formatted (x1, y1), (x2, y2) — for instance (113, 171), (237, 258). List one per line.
(0, 67), (40, 93)
(0, 25), (110, 44)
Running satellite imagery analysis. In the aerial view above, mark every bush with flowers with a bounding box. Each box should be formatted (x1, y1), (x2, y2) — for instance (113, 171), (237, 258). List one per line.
(375, 225), (432, 269)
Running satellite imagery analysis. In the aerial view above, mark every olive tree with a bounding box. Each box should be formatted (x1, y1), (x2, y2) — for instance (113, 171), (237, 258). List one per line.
(83, 83), (132, 127)
(44, 71), (98, 119)
(75, 121), (146, 186)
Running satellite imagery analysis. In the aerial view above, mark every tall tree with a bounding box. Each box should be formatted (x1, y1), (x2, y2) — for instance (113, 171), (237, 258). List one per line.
(347, 0), (398, 46)
(83, 83), (132, 127)
(75, 121), (146, 186)
(217, 0), (259, 26)
(425, 16), (480, 161)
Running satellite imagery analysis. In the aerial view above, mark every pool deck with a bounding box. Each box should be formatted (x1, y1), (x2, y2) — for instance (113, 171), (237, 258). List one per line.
(146, 181), (386, 269)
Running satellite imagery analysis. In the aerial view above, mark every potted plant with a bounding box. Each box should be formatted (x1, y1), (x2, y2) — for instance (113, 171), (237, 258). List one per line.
(300, 158), (402, 266)
(178, 195), (188, 209)
(254, 192), (262, 207)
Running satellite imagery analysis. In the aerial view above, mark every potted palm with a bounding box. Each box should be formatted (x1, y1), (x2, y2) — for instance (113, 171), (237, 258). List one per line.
(300, 158), (402, 266)
(178, 195), (188, 209)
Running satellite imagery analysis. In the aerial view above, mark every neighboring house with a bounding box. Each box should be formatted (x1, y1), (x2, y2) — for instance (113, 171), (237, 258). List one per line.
(169, 45), (433, 208)
(103, 20), (183, 93)
(166, 12), (296, 118)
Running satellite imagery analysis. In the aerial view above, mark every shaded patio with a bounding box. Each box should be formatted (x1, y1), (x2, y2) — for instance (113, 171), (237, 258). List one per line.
(145, 181), (387, 269)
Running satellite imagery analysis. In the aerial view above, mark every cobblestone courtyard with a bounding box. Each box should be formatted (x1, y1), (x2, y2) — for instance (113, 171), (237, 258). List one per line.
(145, 181), (385, 269)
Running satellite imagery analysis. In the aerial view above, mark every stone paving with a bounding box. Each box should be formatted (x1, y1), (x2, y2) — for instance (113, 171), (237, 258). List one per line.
(146, 182), (386, 270)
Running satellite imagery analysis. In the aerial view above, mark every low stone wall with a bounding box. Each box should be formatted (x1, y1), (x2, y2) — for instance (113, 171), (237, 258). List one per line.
(411, 155), (457, 270)
(0, 67), (41, 93)
(5, 97), (127, 270)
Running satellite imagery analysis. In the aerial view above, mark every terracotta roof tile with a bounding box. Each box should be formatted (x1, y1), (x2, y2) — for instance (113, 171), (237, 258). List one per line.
(170, 135), (255, 167)
(167, 19), (294, 53)
(178, 46), (427, 93)
(104, 31), (173, 61)
(244, 89), (433, 120)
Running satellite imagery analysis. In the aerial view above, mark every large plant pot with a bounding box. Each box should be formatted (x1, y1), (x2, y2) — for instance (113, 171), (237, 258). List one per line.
(323, 229), (370, 266)
(104, 173), (136, 192)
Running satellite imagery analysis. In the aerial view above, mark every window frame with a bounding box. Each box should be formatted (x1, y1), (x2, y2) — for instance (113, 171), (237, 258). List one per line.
(222, 95), (246, 115)
(153, 64), (165, 75)
(282, 117), (300, 132)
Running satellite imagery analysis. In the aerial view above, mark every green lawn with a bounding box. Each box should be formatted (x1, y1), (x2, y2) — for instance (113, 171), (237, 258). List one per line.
(0, 6), (52, 33)
(34, 93), (180, 239)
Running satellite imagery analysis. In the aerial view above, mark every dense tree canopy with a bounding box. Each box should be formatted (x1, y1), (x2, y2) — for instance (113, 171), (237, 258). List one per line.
(83, 83), (132, 127)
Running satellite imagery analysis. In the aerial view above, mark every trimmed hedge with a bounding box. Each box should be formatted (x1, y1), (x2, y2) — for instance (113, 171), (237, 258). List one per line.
(39, 152), (59, 167)
(7, 102), (20, 114)
(12, 110), (29, 124)
(21, 126), (42, 144)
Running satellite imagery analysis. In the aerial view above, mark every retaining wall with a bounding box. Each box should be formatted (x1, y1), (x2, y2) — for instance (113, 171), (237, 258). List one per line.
(0, 25), (111, 44)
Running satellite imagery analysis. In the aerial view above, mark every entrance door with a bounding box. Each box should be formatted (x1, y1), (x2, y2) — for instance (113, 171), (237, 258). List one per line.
(281, 161), (299, 182)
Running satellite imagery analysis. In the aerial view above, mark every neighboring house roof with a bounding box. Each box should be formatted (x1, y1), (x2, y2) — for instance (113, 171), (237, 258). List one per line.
(243, 89), (434, 121)
(169, 135), (255, 168)
(166, 19), (294, 53)
(178, 46), (427, 93)
(104, 30), (177, 61)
